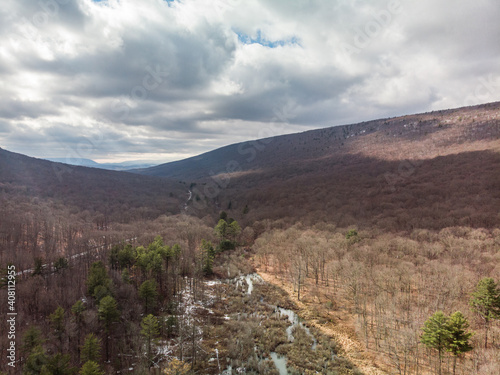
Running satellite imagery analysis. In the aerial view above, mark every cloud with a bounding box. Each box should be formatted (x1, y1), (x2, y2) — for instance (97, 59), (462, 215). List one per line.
(0, 0), (499, 162)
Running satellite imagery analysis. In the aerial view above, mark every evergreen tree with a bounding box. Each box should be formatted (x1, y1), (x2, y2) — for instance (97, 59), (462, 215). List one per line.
(22, 326), (44, 357)
(141, 314), (160, 367)
(446, 311), (473, 375)
(469, 277), (500, 348)
(92, 285), (112, 303)
(33, 257), (44, 276)
(80, 333), (101, 364)
(117, 244), (134, 269)
(45, 353), (75, 375)
(219, 211), (228, 222)
(24, 345), (48, 375)
(54, 257), (68, 272)
(49, 306), (65, 352)
(201, 240), (215, 275)
(121, 268), (131, 284)
(139, 279), (158, 314)
(79, 361), (104, 375)
(214, 219), (229, 242)
(420, 311), (450, 375)
(71, 300), (86, 356)
(228, 221), (241, 243)
(86, 261), (111, 297)
(98, 296), (119, 361)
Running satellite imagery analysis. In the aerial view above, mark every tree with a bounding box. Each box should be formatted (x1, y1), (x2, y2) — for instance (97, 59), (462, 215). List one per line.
(117, 244), (134, 269)
(163, 358), (191, 375)
(201, 240), (215, 275)
(228, 221), (241, 243)
(80, 334), (101, 364)
(446, 311), (473, 375)
(24, 345), (48, 375)
(54, 257), (68, 272)
(33, 257), (44, 276)
(214, 219), (241, 250)
(141, 314), (160, 367)
(79, 361), (104, 375)
(86, 261), (111, 298)
(420, 311), (450, 375)
(121, 268), (131, 284)
(71, 301), (86, 355)
(45, 353), (75, 375)
(345, 229), (360, 244)
(98, 296), (119, 361)
(22, 326), (44, 357)
(469, 277), (500, 348)
(92, 285), (112, 303)
(214, 219), (229, 242)
(49, 306), (65, 352)
(139, 279), (158, 314)
(219, 211), (228, 222)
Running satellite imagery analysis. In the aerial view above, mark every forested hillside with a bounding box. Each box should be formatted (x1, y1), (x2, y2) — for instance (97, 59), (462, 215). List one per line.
(144, 102), (500, 232)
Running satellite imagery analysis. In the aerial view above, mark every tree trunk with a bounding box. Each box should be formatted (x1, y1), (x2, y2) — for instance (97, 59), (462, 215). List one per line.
(105, 333), (110, 362)
(485, 319), (489, 349)
(438, 349), (442, 375)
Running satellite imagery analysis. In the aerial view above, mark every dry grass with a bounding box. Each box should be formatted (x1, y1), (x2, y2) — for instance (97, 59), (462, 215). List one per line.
(256, 268), (390, 375)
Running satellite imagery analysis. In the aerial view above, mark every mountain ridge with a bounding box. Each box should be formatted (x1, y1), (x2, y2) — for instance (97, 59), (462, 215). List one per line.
(133, 101), (500, 181)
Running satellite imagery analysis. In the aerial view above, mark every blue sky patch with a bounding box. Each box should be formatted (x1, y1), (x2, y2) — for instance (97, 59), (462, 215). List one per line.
(235, 29), (300, 48)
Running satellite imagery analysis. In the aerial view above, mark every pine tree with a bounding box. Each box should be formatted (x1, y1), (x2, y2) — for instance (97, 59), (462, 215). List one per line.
(54, 257), (68, 272)
(139, 279), (158, 314)
(79, 361), (104, 375)
(80, 333), (101, 364)
(22, 326), (44, 357)
(201, 240), (215, 275)
(33, 257), (44, 276)
(228, 221), (241, 243)
(214, 219), (229, 242)
(86, 261), (111, 297)
(49, 306), (65, 352)
(24, 345), (48, 375)
(71, 300), (86, 355)
(420, 311), (450, 375)
(469, 277), (500, 348)
(45, 353), (75, 375)
(446, 311), (473, 375)
(98, 296), (119, 361)
(141, 314), (160, 367)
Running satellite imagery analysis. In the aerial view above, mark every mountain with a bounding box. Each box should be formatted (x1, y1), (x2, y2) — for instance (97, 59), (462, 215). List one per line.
(134, 101), (500, 230)
(134, 102), (500, 180)
(0, 148), (186, 222)
(45, 157), (158, 171)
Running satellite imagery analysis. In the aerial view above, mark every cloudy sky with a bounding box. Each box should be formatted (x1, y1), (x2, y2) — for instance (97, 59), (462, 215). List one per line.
(1, 0), (499, 163)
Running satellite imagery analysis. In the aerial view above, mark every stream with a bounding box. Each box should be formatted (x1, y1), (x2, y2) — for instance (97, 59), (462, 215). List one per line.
(183, 189), (192, 211)
(231, 273), (319, 374)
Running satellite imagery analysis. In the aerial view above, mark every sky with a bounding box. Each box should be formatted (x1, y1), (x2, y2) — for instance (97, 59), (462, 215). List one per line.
(0, 0), (499, 163)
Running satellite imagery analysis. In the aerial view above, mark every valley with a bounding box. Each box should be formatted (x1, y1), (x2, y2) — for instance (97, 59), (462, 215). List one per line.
(0, 102), (499, 374)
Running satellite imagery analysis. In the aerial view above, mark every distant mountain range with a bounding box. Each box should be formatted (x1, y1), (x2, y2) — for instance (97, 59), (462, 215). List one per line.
(45, 158), (159, 171)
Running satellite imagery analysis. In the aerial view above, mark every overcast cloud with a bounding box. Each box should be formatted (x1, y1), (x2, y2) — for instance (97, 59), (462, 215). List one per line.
(0, 0), (499, 162)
